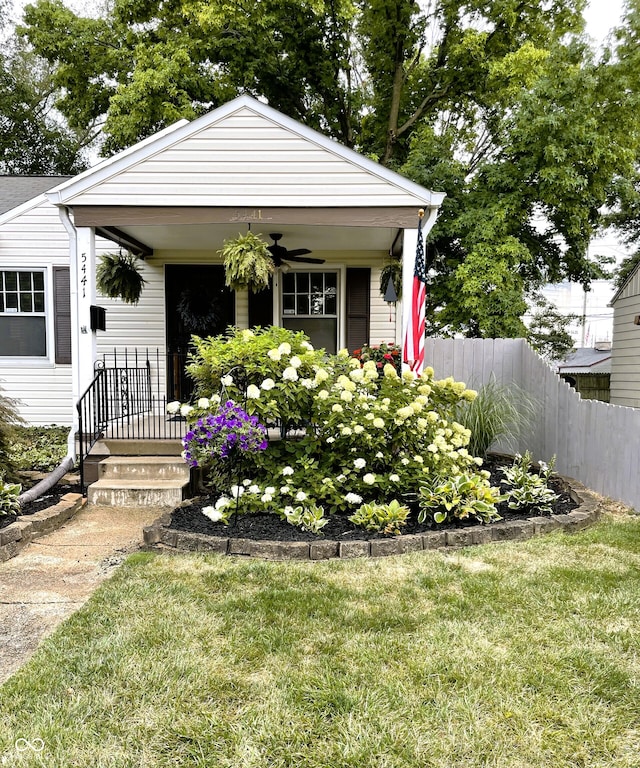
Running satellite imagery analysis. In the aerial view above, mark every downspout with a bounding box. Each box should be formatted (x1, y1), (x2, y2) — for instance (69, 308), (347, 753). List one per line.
(18, 206), (79, 505)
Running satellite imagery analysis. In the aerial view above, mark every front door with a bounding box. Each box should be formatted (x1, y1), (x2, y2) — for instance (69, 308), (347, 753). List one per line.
(165, 265), (235, 400)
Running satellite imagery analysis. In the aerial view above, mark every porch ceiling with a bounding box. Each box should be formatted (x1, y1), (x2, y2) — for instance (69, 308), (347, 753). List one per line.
(106, 222), (398, 252)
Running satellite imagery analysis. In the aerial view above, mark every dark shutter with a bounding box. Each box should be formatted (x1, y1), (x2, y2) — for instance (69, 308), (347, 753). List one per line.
(346, 268), (370, 352)
(53, 267), (71, 364)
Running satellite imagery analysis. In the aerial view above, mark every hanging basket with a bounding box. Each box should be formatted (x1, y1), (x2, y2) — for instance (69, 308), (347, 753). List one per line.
(220, 231), (275, 294)
(96, 251), (147, 305)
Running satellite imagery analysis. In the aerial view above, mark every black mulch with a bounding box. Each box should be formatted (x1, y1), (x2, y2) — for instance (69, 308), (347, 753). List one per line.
(168, 458), (579, 543)
(0, 481), (83, 531)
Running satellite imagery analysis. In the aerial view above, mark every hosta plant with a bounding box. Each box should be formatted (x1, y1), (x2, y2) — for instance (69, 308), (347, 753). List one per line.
(418, 472), (504, 525)
(349, 499), (410, 535)
(281, 503), (328, 534)
(501, 451), (558, 514)
(0, 478), (21, 516)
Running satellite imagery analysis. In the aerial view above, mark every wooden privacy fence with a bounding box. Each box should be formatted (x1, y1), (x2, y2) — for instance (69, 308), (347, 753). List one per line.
(424, 338), (640, 512)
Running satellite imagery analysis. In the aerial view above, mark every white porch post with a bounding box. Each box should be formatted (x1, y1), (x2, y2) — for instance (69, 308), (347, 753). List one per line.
(75, 227), (98, 396)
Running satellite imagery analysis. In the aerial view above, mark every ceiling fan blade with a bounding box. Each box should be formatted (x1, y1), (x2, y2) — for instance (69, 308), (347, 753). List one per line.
(284, 255), (326, 264)
(284, 248), (312, 257)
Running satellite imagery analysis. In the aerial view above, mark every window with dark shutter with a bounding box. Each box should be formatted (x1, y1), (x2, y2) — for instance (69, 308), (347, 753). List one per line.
(53, 267), (71, 364)
(346, 268), (370, 352)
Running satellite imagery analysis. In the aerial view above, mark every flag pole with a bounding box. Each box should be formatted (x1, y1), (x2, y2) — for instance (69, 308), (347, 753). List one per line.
(402, 208), (427, 375)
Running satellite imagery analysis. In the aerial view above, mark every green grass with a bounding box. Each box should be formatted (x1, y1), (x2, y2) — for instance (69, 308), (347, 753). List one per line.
(1, 514), (640, 767)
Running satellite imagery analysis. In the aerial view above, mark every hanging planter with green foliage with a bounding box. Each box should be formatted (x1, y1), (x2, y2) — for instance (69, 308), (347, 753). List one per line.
(220, 231), (275, 294)
(380, 260), (402, 302)
(96, 251), (147, 305)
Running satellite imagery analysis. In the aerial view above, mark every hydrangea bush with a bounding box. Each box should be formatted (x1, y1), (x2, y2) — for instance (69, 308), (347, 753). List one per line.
(171, 326), (551, 533)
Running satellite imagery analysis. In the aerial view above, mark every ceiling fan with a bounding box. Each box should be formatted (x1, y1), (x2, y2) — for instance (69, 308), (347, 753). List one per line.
(267, 233), (325, 266)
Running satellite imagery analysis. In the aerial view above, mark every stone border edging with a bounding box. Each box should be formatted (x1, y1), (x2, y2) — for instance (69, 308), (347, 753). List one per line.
(0, 494), (86, 563)
(142, 475), (602, 561)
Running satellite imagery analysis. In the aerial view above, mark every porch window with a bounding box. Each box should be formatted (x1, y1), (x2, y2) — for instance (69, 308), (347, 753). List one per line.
(281, 271), (338, 353)
(0, 270), (47, 357)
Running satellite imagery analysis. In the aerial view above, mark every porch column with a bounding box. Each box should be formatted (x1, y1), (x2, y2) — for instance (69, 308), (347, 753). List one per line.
(75, 226), (98, 396)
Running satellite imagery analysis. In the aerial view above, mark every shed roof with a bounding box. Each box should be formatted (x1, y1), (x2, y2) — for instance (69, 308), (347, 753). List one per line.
(557, 347), (611, 375)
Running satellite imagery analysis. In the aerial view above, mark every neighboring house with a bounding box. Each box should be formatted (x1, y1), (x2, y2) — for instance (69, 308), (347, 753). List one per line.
(610, 260), (640, 408)
(557, 343), (611, 402)
(0, 95), (444, 428)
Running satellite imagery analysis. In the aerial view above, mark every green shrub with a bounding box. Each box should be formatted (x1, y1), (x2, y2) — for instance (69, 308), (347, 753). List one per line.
(8, 426), (70, 472)
(501, 451), (558, 513)
(455, 375), (537, 458)
(418, 472), (504, 525)
(0, 478), (21, 516)
(348, 499), (410, 535)
(177, 327), (503, 520)
(0, 384), (25, 481)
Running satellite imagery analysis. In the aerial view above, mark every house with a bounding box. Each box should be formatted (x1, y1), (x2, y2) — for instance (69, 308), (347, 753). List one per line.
(610, 259), (640, 407)
(0, 95), (444, 433)
(557, 343), (611, 402)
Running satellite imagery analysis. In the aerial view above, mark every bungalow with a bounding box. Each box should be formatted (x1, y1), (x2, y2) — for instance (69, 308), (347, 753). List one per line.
(610, 259), (640, 407)
(0, 95), (444, 439)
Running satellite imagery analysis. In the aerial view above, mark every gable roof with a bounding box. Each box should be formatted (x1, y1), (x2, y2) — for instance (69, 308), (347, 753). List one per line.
(557, 347), (611, 375)
(47, 96), (444, 210)
(610, 258), (640, 305)
(0, 176), (70, 215)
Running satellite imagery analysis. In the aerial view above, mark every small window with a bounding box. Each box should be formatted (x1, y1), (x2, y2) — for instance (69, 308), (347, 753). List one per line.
(0, 270), (47, 357)
(281, 271), (339, 353)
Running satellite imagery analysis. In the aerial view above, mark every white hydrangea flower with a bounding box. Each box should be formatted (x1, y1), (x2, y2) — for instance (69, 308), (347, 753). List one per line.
(363, 473), (376, 485)
(332, 403), (343, 413)
(264, 486), (275, 495)
(241, 329), (255, 340)
(180, 404), (193, 417)
(280, 485), (290, 494)
(414, 455), (424, 464)
(246, 384), (261, 399)
(365, 412), (375, 421)
(326, 437), (335, 444)
(267, 349), (281, 361)
(261, 378), (275, 390)
(215, 496), (231, 509)
(401, 457), (410, 465)
(317, 389), (329, 400)
(301, 341), (314, 351)
(283, 366), (299, 382)
(337, 348), (349, 357)
(221, 375), (234, 387)
(289, 355), (302, 369)
(314, 368), (329, 383)
(248, 484), (260, 494)
(345, 492), (362, 504)
(375, 451), (384, 459)
(295, 491), (307, 502)
(354, 458), (366, 469)
(167, 400), (181, 414)
(353, 424), (364, 434)
(278, 342), (292, 355)
(261, 493), (273, 503)
(341, 426), (353, 436)
(202, 506), (224, 522)
(242, 479), (252, 486)
(340, 390), (353, 402)
(349, 368), (365, 381)
(230, 485), (244, 499)
(211, 393), (221, 404)
(281, 466), (294, 476)
(197, 397), (210, 409)
(301, 378), (315, 389)
(373, 417), (385, 428)
(389, 474), (400, 482)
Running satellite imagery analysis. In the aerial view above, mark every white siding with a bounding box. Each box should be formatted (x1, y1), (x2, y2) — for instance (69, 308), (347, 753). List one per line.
(66, 108), (428, 208)
(610, 285), (640, 408)
(0, 199), (73, 425)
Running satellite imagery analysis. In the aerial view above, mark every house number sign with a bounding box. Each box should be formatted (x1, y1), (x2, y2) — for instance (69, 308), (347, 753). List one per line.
(229, 209), (273, 222)
(81, 252), (87, 298)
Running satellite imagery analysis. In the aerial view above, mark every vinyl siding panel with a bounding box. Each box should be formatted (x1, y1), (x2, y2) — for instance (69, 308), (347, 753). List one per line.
(67, 109), (428, 208)
(610, 292), (640, 407)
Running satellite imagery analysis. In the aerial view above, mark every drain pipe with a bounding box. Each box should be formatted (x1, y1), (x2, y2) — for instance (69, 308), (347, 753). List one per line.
(18, 207), (81, 506)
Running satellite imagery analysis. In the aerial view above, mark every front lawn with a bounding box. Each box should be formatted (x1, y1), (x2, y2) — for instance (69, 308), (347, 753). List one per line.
(1, 512), (639, 767)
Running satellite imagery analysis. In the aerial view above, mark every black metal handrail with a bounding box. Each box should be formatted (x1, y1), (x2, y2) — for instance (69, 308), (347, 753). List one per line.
(77, 367), (108, 492)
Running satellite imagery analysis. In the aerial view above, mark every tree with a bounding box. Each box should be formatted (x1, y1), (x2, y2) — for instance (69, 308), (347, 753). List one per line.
(0, 36), (91, 174)
(526, 295), (577, 362)
(19, 0), (640, 336)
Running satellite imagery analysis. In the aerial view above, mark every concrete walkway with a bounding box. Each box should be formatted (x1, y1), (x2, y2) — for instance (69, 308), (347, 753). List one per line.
(0, 504), (163, 686)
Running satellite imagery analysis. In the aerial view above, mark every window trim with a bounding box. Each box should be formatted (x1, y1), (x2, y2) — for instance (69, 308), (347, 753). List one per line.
(0, 267), (56, 366)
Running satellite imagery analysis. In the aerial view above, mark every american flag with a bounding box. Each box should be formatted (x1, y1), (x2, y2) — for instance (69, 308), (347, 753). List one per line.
(403, 216), (426, 373)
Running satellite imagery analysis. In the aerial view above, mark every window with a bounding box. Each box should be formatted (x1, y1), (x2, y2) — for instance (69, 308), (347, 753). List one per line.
(0, 267), (70, 362)
(0, 270), (47, 357)
(281, 271), (339, 353)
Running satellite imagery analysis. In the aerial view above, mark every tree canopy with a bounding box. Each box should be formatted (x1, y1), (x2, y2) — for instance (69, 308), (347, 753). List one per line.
(17, 0), (640, 336)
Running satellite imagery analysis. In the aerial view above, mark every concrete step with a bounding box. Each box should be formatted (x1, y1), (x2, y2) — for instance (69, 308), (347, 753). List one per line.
(95, 439), (183, 457)
(87, 479), (190, 508)
(98, 456), (190, 482)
